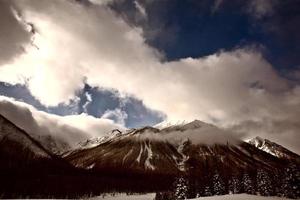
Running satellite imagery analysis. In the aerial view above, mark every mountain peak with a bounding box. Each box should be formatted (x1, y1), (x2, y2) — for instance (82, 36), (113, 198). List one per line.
(156, 119), (213, 132)
(249, 136), (300, 161)
(182, 119), (211, 129)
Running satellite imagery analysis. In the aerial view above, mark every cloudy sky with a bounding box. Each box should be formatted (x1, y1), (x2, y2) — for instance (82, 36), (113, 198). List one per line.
(0, 0), (299, 153)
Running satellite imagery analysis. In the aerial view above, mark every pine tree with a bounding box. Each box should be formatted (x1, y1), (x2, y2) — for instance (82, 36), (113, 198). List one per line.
(228, 175), (241, 194)
(213, 171), (226, 195)
(282, 163), (300, 199)
(203, 186), (212, 196)
(273, 171), (283, 197)
(174, 176), (188, 200)
(256, 169), (272, 196)
(243, 172), (255, 194)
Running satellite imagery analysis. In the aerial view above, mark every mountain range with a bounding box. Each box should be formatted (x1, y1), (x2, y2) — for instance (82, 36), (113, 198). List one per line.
(0, 114), (299, 199)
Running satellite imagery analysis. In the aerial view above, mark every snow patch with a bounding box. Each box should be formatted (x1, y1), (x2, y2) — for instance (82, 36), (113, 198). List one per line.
(87, 163), (95, 169)
(177, 139), (189, 171)
(136, 143), (143, 163)
(123, 148), (133, 164)
(144, 141), (155, 170)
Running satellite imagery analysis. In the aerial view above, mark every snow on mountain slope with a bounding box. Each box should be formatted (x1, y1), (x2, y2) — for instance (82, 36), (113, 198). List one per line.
(154, 119), (188, 129)
(67, 133), (184, 173)
(67, 120), (286, 175)
(249, 136), (300, 161)
(78, 129), (123, 149)
(159, 120), (239, 145)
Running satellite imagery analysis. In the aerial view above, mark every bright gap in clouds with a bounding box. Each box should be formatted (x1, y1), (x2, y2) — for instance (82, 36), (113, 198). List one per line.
(0, 0), (299, 153)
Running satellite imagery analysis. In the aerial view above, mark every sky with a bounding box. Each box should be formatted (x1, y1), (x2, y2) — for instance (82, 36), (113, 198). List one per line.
(0, 0), (299, 153)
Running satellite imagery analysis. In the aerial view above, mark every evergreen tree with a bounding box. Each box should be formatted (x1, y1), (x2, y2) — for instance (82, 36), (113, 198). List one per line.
(203, 186), (212, 196)
(228, 175), (241, 194)
(282, 163), (300, 199)
(243, 172), (255, 194)
(256, 169), (272, 196)
(185, 157), (198, 199)
(174, 176), (188, 200)
(273, 171), (283, 197)
(213, 171), (226, 195)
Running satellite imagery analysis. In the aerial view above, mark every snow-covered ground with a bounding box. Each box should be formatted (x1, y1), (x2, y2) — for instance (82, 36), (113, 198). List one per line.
(88, 193), (156, 200)
(88, 193), (294, 200)
(192, 194), (294, 200)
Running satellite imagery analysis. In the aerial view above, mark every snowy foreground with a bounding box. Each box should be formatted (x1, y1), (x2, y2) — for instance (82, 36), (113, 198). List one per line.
(88, 193), (294, 200)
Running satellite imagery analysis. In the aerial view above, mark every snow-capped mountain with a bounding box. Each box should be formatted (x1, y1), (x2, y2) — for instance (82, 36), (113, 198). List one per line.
(77, 129), (123, 149)
(66, 120), (287, 175)
(67, 126), (184, 173)
(248, 136), (300, 162)
(1, 117), (299, 199)
(65, 120), (300, 199)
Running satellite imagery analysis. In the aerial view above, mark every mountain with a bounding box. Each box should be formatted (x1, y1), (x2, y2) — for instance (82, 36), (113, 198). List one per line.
(67, 126), (183, 174)
(66, 120), (300, 198)
(249, 136), (300, 162)
(33, 134), (71, 155)
(0, 114), (53, 170)
(1, 116), (299, 198)
(0, 114), (81, 198)
(66, 120), (287, 174)
(77, 129), (123, 149)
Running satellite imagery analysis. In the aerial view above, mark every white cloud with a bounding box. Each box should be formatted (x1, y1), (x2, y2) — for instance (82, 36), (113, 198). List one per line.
(134, 0), (147, 19)
(101, 108), (128, 126)
(82, 91), (92, 113)
(0, 0), (299, 153)
(88, 0), (116, 5)
(0, 0), (31, 65)
(248, 0), (276, 19)
(0, 96), (124, 152)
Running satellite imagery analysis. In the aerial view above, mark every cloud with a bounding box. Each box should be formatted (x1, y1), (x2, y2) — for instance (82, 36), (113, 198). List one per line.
(82, 91), (92, 113)
(134, 0), (147, 19)
(0, 0), (299, 153)
(88, 0), (116, 5)
(211, 0), (224, 13)
(247, 0), (277, 19)
(0, 96), (124, 153)
(135, 122), (240, 146)
(101, 108), (128, 126)
(0, 0), (31, 65)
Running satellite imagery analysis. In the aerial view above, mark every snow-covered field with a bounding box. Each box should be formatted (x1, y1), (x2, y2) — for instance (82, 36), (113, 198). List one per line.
(88, 193), (294, 200)
(192, 194), (294, 200)
(88, 193), (156, 200)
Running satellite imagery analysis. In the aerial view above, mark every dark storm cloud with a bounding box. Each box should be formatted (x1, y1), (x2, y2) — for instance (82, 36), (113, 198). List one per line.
(0, 0), (31, 65)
